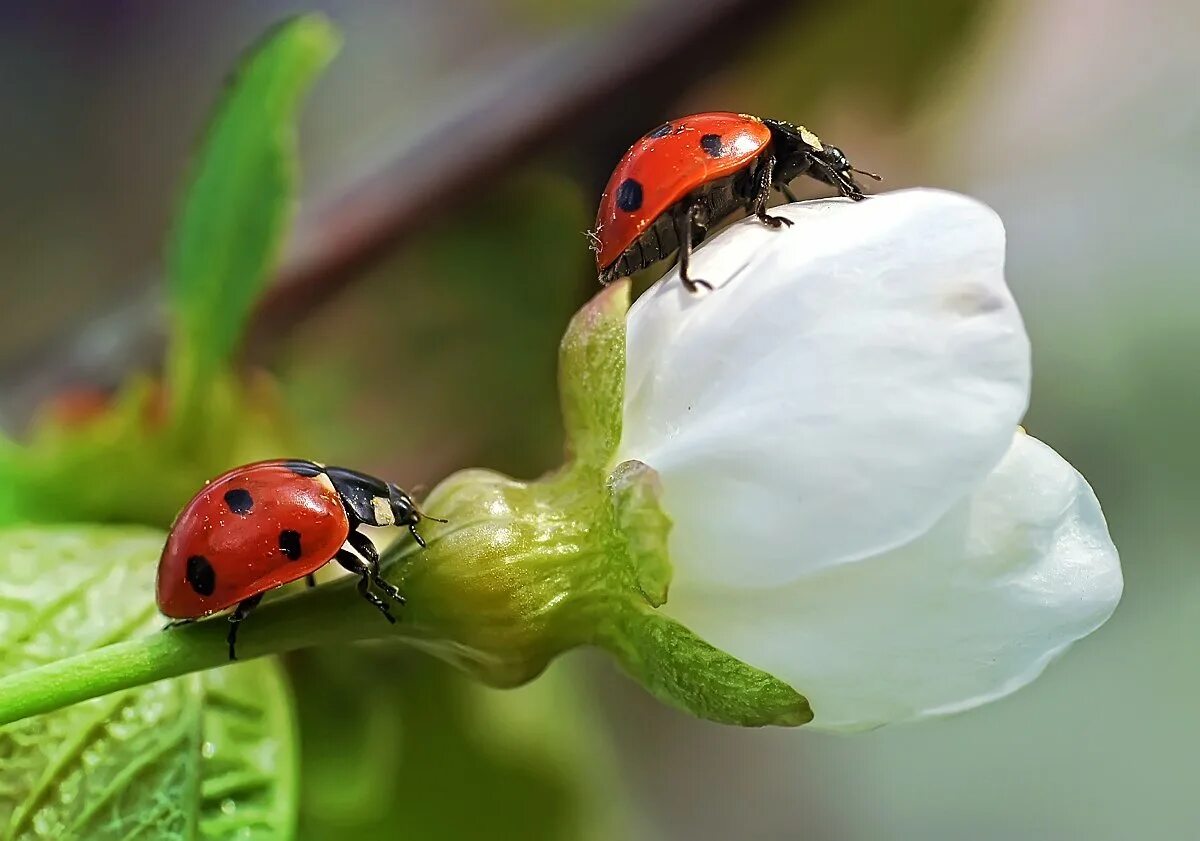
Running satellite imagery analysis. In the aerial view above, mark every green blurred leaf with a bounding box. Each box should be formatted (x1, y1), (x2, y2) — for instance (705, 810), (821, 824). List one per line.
(0, 527), (299, 839)
(0, 16), (338, 529)
(292, 647), (636, 841)
(0, 435), (20, 525)
(6, 373), (294, 529)
(166, 15), (339, 418)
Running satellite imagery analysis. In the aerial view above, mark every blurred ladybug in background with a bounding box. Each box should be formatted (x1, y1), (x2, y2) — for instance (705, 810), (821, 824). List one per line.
(157, 459), (444, 660)
(591, 112), (880, 292)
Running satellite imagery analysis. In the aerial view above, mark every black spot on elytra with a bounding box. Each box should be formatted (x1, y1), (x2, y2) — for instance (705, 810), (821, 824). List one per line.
(648, 122), (672, 139)
(616, 178), (643, 212)
(223, 488), (254, 515)
(279, 529), (303, 560)
(186, 555), (216, 596)
(699, 133), (724, 157)
(284, 460), (322, 477)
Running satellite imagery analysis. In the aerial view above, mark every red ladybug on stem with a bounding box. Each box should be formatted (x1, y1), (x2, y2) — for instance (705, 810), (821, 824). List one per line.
(591, 112), (880, 292)
(157, 459), (444, 660)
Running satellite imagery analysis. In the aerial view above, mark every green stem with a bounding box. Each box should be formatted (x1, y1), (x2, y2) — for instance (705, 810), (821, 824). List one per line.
(0, 578), (404, 726)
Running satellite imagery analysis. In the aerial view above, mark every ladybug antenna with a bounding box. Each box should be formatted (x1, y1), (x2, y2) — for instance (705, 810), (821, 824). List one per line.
(852, 166), (882, 181)
(404, 483), (447, 523)
(417, 508), (449, 524)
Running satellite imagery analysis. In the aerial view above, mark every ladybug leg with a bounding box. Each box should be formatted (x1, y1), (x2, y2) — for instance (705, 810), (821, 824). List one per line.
(346, 527), (379, 563)
(780, 184), (799, 203)
(163, 618), (196, 631)
(335, 549), (398, 624)
(346, 529), (406, 606)
(305, 573), (317, 588)
(672, 204), (713, 294)
(227, 593), (264, 661)
(409, 523), (428, 549)
(750, 155), (793, 229)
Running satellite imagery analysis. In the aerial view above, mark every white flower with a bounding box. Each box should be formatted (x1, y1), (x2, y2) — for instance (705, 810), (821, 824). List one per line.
(616, 188), (1123, 730)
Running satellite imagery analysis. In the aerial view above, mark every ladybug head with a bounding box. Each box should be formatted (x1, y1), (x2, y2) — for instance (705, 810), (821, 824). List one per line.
(809, 144), (881, 199)
(765, 119), (880, 200)
(386, 483), (421, 526)
(386, 483), (448, 549)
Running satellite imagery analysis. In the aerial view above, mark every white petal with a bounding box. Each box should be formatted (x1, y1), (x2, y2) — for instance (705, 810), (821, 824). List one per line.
(618, 188), (1031, 587)
(661, 432), (1124, 730)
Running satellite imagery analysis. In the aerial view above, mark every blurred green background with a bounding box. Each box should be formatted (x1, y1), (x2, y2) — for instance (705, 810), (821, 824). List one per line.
(1, 1), (1195, 838)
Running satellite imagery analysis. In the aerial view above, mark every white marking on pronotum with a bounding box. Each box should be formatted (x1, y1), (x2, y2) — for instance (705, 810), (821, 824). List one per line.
(798, 126), (823, 151)
(315, 472), (336, 495)
(372, 496), (395, 526)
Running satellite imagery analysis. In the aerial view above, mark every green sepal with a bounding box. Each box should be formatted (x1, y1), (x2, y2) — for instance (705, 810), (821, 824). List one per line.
(558, 280), (629, 468)
(601, 607), (814, 727)
(608, 459), (671, 607)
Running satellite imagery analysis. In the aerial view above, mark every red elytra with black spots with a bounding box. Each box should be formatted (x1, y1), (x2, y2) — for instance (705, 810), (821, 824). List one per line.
(594, 113), (770, 271)
(156, 460), (353, 618)
(592, 112), (876, 290)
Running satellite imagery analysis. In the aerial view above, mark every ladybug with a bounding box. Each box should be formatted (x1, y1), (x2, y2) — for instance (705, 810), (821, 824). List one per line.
(157, 459), (444, 660)
(591, 112), (880, 292)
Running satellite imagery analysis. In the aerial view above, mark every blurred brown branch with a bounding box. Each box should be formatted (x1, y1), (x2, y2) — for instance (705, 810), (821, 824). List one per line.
(0, 0), (797, 428)
(262, 0), (795, 335)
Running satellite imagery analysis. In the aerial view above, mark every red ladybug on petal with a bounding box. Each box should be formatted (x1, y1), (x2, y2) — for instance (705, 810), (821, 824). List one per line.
(157, 459), (443, 660)
(591, 112), (880, 292)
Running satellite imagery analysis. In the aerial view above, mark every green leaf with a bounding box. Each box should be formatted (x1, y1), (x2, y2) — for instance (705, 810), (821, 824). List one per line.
(197, 662), (298, 840)
(0, 17), (336, 530)
(166, 15), (340, 418)
(0, 527), (299, 840)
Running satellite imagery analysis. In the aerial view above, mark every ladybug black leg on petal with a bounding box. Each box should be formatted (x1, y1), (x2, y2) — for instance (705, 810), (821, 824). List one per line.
(335, 548), (397, 624)
(751, 154), (793, 229)
(346, 529), (406, 606)
(305, 573), (317, 588)
(779, 183), (799, 203)
(227, 593), (264, 661)
(672, 203), (713, 294)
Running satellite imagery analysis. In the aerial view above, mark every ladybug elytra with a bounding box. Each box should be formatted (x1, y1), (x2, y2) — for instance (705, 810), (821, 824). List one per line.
(591, 112), (879, 291)
(156, 459), (443, 659)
